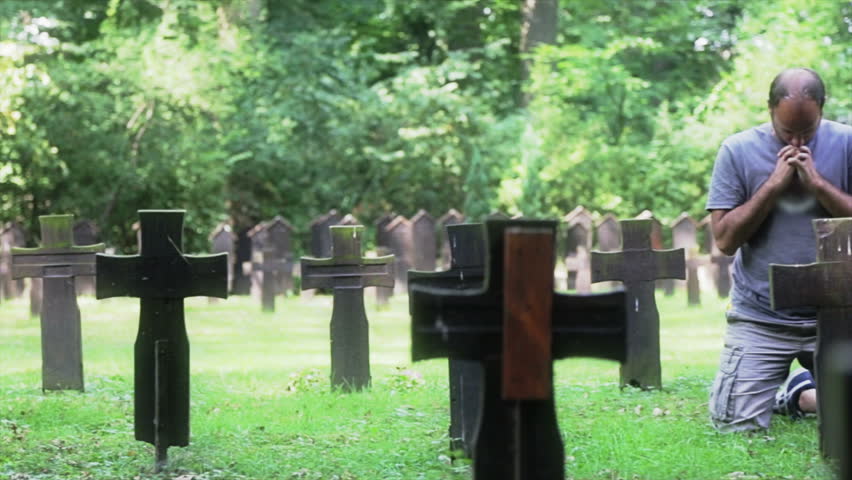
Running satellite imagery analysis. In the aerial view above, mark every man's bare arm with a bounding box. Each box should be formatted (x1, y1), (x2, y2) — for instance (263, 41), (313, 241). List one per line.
(711, 146), (798, 255)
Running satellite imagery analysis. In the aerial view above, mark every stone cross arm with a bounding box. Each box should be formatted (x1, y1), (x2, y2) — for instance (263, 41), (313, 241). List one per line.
(591, 248), (685, 283)
(770, 261), (852, 310)
(301, 255), (394, 290)
(410, 281), (626, 363)
(12, 245), (104, 278)
(96, 253), (228, 299)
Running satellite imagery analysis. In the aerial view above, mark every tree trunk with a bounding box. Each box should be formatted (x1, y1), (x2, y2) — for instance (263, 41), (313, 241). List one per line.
(520, 0), (558, 106)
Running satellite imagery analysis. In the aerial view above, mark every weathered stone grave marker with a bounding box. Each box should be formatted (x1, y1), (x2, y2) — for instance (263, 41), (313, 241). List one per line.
(769, 217), (852, 461)
(246, 216), (294, 312)
(408, 223), (485, 456)
(12, 214), (105, 391)
(699, 214), (733, 298)
(671, 213), (701, 305)
(301, 225), (394, 391)
(591, 218), (685, 389)
(385, 215), (413, 293)
(411, 209), (437, 272)
(1, 222), (26, 301)
(73, 219), (100, 296)
(96, 210), (228, 471)
(437, 209), (465, 269)
(374, 213), (396, 306)
(208, 222), (235, 303)
(410, 219), (627, 479)
(563, 206), (593, 293)
(310, 209), (341, 258)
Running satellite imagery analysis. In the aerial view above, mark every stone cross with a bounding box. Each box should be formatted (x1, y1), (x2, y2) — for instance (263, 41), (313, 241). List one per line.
(437, 209), (465, 269)
(11, 214), (105, 391)
(72, 219), (100, 296)
(301, 225), (395, 391)
(699, 214), (733, 298)
(96, 210), (228, 471)
(769, 217), (852, 460)
(411, 209), (437, 271)
(208, 222), (235, 302)
(246, 216), (293, 312)
(591, 219), (685, 389)
(408, 223), (485, 457)
(1, 222), (26, 301)
(635, 210), (674, 294)
(563, 206), (593, 293)
(385, 215), (413, 293)
(410, 219), (627, 479)
(309, 209), (341, 258)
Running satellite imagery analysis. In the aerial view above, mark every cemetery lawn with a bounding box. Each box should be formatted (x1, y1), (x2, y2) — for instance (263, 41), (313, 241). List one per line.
(0, 292), (835, 480)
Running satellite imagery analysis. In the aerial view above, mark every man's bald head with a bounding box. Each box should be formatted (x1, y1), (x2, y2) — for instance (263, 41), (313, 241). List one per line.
(768, 68), (826, 109)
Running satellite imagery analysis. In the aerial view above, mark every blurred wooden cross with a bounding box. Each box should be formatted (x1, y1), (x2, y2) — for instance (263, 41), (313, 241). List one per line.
(410, 219), (627, 480)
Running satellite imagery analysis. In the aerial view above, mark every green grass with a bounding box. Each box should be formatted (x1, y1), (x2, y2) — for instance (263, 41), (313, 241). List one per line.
(0, 290), (836, 479)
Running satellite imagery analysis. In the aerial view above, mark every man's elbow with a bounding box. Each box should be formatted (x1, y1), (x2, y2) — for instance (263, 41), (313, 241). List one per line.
(715, 238), (737, 257)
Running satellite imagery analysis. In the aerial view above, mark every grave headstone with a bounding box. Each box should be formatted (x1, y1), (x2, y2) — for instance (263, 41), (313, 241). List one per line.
(437, 209), (465, 269)
(208, 223), (235, 302)
(96, 210), (228, 471)
(595, 214), (621, 252)
(374, 213), (396, 306)
(699, 214), (733, 298)
(12, 214), (105, 391)
(231, 227), (252, 295)
(411, 209), (437, 272)
(591, 219), (685, 389)
(486, 211), (510, 220)
(385, 216), (413, 293)
(73, 219), (100, 296)
(408, 223), (485, 456)
(563, 206), (593, 293)
(671, 213), (701, 306)
(1, 222), (26, 300)
(246, 217), (294, 312)
(310, 209), (341, 258)
(301, 225), (394, 391)
(769, 217), (852, 460)
(338, 214), (360, 226)
(410, 219), (627, 479)
(29, 277), (42, 318)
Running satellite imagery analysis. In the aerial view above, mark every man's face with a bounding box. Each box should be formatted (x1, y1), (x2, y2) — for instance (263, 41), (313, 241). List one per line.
(770, 97), (822, 148)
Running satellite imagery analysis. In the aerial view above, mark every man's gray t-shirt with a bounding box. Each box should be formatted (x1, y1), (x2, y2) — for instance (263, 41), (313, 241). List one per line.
(706, 119), (852, 327)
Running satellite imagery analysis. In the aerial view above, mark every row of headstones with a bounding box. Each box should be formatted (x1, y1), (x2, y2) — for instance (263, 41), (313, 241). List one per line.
(7, 210), (848, 478)
(563, 206), (733, 304)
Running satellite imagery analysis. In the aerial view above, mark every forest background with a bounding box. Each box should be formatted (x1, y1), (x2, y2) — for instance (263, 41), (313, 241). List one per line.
(1, 0), (851, 253)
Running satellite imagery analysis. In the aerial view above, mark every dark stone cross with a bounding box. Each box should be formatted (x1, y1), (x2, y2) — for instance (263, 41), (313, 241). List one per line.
(11, 214), (105, 391)
(563, 206), (593, 293)
(591, 219), (685, 389)
(96, 210), (228, 471)
(672, 213), (702, 306)
(301, 225), (395, 391)
(408, 223), (485, 457)
(410, 219), (627, 479)
(769, 217), (852, 460)
(700, 214), (733, 299)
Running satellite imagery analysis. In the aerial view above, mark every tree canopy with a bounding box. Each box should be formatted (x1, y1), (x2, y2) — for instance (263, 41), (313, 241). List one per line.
(1, 0), (850, 252)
